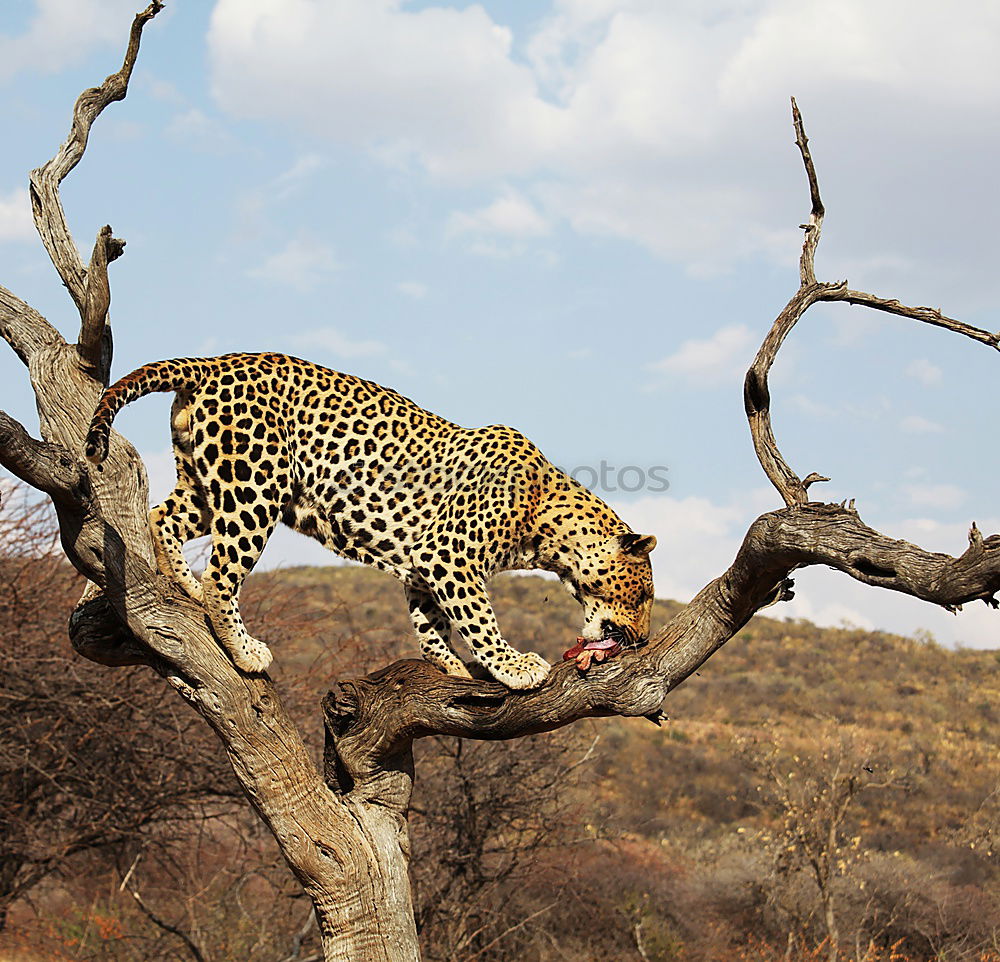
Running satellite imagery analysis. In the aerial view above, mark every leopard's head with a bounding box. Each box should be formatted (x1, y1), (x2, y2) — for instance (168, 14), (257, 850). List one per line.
(563, 531), (657, 648)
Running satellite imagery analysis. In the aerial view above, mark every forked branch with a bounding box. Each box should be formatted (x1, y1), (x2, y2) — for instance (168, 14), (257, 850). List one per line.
(28, 1), (161, 377)
(745, 98), (1000, 509)
(324, 500), (1000, 794)
(1, 9), (423, 956)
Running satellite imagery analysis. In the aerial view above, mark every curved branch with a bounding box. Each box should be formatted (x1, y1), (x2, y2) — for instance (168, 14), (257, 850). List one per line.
(0, 410), (82, 500)
(28, 2), (162, 325)
(744, 282), (841, 506)
(325, 502), (1000, 795)
(745, 99), (1000, 507)
(743, 98), (833, 506)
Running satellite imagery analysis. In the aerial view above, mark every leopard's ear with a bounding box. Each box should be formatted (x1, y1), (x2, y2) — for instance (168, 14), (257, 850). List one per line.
(617, 532), (657, 556)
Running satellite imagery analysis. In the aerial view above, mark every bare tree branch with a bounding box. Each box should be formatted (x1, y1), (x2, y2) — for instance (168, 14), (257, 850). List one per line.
(324, 499), (1000, 799)
(745, 99), (1000, 508)
(79, 224), (124, 379)
(29, 2), (161, 312)
(792, 97), (824, 287)
(0, 411), (82, 500)
(27, 0), (160, 384)
(124, 880), (209, 962)
(834, 290), (1000, 348)
(0, 287), (64, 367)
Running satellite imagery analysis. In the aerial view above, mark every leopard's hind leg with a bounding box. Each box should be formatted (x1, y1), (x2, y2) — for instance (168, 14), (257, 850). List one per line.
(198, 431), (290, 673)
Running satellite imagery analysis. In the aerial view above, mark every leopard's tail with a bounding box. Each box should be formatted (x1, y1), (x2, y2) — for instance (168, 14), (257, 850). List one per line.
(85, 356), (220, 464)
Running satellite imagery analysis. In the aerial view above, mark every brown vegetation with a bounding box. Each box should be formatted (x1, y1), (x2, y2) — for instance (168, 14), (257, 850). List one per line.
(0, 487), (239, 933)
(4, 535), (998, 961)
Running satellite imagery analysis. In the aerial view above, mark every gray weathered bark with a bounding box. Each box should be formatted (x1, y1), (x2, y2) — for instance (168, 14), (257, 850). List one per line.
(0, 7), (419, 959)
(1, 9), (997, 962)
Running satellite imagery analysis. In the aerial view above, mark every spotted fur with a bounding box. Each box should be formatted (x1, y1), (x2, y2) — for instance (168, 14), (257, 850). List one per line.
(85, 353), (657, 688)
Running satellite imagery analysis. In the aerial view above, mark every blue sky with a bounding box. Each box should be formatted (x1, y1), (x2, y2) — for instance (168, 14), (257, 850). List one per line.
(2, 0), (999, 647)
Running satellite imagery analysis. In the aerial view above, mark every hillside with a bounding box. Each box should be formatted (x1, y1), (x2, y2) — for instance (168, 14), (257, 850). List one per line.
(5, 561), (999, 961)
(257, 565), (1000, 958)
(265, 564), (1000, 827)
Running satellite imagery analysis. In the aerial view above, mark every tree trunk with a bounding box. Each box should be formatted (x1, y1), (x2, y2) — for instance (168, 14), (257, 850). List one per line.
(309, 803), (418, 960)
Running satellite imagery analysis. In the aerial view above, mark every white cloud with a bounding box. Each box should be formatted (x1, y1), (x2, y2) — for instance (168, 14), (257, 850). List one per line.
(291, 327), (385, 359)
(791, 394), (837, 419)
(272, 153), (326, 194)
(535, 177), (797, 273)
(890, 515), (1000, 565)
(0, 188), (33, 242)
(207, 0), (1000, 283)
(718, 1), (1000, 109)
(248, 237), (343, 291)
(900, 415), (943, 434)
(646, 324), (755, 385)
(165, 108), (236, 153)
(208, 0), (561, 179)
(903, 483), (966, 510)
(464, 239), (532, 260)
(238, 154), (328, 230)
(891, 515), (996, 553)
(906, 358), (943, 386)
(388, 358), (416, 376)
(145, 77), (185, 106)
(447, 189), (550, 238)
(0, 0), (149, 84)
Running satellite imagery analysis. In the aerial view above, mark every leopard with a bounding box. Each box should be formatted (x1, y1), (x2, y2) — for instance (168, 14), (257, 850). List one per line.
(84, 353), (657, 689)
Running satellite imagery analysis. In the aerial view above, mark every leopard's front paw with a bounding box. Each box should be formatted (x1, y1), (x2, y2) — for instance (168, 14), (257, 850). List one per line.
(495, 651), (551, 690)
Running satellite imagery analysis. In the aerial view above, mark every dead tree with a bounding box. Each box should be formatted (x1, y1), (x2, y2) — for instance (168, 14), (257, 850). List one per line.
(1, 7), (998, 961)
(738, 726), (907, 961)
